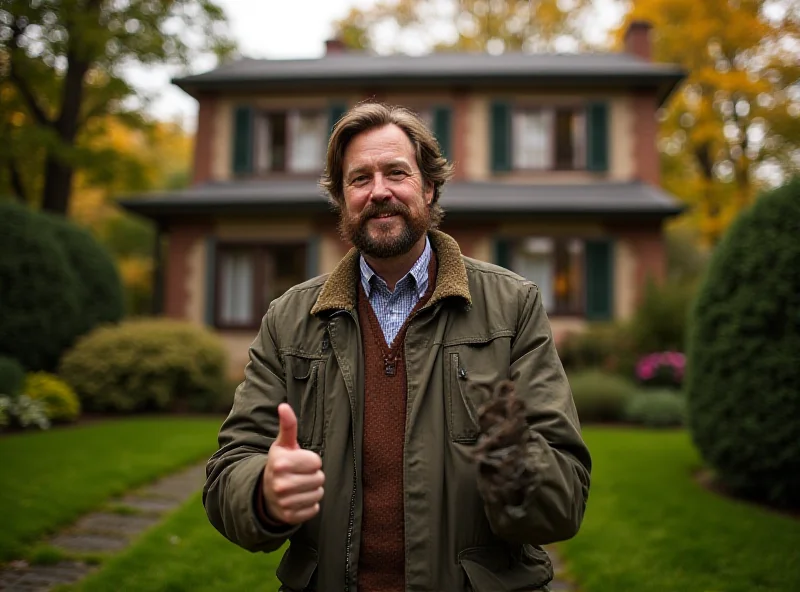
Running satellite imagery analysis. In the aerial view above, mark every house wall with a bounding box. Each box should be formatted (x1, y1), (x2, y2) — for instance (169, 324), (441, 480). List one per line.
(464, 92), (636, 183)
(211, 93), (363, 182)
(205, 89), (644, 185)
(165, 217), (663, 375)
(181, 81), (665, 374)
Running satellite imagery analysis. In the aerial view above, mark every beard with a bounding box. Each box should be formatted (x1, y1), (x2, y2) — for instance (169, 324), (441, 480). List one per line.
(338, 200), (431, 259)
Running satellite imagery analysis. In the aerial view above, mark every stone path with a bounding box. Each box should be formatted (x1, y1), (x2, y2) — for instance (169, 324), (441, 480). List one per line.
(0, 462), (206, 592)
(0, 461), (581, 592)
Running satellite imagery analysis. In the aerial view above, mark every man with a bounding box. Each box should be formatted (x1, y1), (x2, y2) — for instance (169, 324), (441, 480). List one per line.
(204, 103), (591, 592)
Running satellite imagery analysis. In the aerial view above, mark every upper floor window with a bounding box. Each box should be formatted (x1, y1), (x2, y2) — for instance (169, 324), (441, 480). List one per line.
(492, 101), (608, 173)
(512, 107), (586, 171)
(253, 110), (327, 174)
(232, 105), (342, 176)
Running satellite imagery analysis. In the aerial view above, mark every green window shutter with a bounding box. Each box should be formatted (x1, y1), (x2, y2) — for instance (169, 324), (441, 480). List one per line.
(490, 101), (511, 172)
(493, 238), (512, 271)
(431, 105), (452, 160)
(204, 237), (217, 326)
(586, 101), (609, 172)
(232, 106), (253, 175)
(328, 103), (348, 138)
(490, 101), (512, 172)
(585, 239), (614, 320)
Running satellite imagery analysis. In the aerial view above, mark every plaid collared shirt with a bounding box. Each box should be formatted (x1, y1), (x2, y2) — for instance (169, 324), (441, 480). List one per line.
(359, 237), (432, 346)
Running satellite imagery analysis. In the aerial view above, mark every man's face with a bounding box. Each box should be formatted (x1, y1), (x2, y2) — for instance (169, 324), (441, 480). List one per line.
(339, 124), (434, 258)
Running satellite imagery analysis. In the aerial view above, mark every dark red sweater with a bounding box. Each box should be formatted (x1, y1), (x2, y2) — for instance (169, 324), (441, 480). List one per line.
(356, 255), (437, 592)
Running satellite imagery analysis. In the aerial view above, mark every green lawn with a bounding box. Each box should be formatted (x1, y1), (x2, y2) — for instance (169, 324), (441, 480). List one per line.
(65, 492), (283, 591)
(562, 428), (800, 592)
(21, 426), (800, 592)
(0, 417), (221, 563)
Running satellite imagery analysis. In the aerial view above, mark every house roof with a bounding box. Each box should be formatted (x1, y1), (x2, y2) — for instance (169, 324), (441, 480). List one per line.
(118, 179), (685, 221)
(173, 52), (686, 106)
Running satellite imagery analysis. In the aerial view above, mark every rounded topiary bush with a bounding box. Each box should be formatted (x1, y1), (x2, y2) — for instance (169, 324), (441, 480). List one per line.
(686, 177), (800, 509)
(568, 370), (639, 423)
(0, 202), (82, 371)
(0, 356), (25, 397)
(624, 390), (685, 428)
(23, 372), (81, 423)
(0, 202), (123, 372)
(39, 211), (124, 336)
(60, 319), (228, 413)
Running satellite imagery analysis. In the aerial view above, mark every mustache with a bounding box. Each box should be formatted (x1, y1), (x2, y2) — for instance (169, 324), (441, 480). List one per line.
(359, 202), (410, 222)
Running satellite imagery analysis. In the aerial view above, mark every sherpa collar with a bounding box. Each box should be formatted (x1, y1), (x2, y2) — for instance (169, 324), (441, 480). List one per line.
(310, 230), (471, 316)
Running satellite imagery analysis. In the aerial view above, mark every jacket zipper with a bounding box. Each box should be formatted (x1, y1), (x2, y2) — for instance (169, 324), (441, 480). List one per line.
(331, 312), (360, 592)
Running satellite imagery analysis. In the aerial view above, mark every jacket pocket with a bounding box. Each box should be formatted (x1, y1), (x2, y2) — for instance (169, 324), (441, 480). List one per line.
(459, 545), (552, 592)
(444, 335), (513, 443)
(277, 542), (318, 591)
(284, 354), (326, 452)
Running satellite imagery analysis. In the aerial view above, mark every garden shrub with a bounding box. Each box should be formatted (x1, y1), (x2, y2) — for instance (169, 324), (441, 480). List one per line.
(0, 203), (123, 371)
(39, 211), (124, 337)
(558, 323), (637, 376)
(568, 370), (638, 423)
(624, 390), (685, 428)
(23, 372), (81, 423)
(0, 356), (25, 397)
(0, 395), (50, 430)
(0, 202), (82, 371)
(635, 352), (685, 389)
(629, 278), (696, 354)
(686, 177), (800, 509)
(60, 319), (228, 413)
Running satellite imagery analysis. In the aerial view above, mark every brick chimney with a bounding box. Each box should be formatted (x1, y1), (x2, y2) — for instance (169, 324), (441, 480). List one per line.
(624, 20), (653, 61)
(325, 38), (347, 55)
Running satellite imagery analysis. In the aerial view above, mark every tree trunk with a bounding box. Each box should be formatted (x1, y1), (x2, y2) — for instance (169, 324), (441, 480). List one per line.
(40, 157), (74, 214)
(39, 48), (90, 214)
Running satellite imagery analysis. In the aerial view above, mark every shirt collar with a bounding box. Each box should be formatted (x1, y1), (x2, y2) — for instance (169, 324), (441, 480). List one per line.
(359, 235), (431, 298)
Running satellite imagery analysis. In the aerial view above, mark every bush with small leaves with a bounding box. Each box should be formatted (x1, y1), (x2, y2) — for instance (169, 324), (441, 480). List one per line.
(687, 177), (800, 509)
(24, 372), (81, 423)
(1, 395), (51, 430)
(0, 356), (25, 398)
(568, 370), (638, 423)
(0, 202), (123, 372)
(60, 319), (228, 413)
(624, 390), (685, 428)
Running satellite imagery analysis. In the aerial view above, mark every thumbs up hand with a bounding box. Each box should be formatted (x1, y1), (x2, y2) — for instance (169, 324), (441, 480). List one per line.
(262, 403), (325, 525)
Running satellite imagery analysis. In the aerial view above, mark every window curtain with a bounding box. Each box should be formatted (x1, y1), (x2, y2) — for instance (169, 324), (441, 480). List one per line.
(513, 110), (553, 170)
(513, 238), (555, 311)
(289, 111), (327, 172)
(219, 251), (254, 325)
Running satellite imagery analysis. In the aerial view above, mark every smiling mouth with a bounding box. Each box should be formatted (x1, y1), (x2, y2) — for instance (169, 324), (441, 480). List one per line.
(372, 213), (399, 220)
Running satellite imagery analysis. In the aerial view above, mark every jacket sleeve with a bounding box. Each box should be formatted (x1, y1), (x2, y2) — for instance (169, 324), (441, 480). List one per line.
(202, 303), (301, 552)
(480, 283), (592, 546)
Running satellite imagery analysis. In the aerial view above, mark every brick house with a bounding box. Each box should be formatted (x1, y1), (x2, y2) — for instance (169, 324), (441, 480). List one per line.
(121, 21), (685, 374)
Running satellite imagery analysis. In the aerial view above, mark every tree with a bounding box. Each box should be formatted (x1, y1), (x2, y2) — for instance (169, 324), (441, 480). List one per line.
(686, 177), (800, 508)
(614, 0), (800, 244)
(0, 0), (235, 214)
(333, 0), (597, 55)
(68, 116), (193, 314)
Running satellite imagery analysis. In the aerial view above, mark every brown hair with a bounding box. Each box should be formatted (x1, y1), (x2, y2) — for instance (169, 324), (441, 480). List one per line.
(319, 102), (454, 228)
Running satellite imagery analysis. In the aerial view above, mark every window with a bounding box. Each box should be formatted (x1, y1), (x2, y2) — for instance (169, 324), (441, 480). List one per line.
(215, 243), (307, 328)
(253, 110), (327, 174)
(511, 238), (585, 315)
(512, 107), (586, 171)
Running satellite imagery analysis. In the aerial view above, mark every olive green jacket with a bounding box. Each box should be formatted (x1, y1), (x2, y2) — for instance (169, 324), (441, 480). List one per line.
(203, 230), (591, 592)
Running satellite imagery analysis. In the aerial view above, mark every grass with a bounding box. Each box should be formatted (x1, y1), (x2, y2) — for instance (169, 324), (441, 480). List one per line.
(13, 425), (800, 591)
(64, 492), (283, 592)
(561, 428), (800, 592)
(0, 417), (221, 563)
